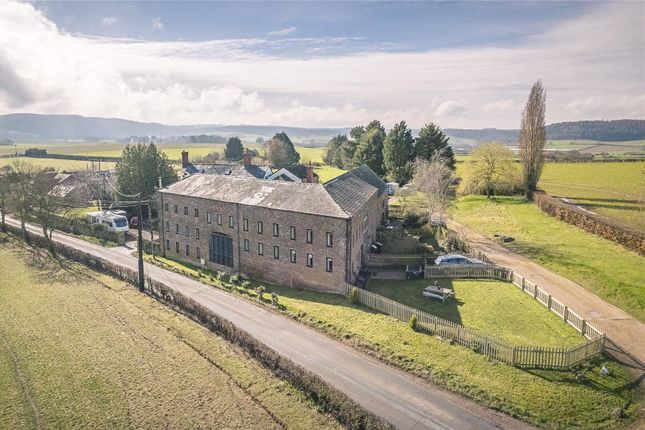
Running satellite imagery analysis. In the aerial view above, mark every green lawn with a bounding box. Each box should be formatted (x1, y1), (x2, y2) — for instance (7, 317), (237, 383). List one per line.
(539, 162), (645, 230)
(367, 279), (583, 347)
(147, 254), (641, 430)
(0, 157), (116, 172)
(315, 165), (347, 182)
(0, 237), (341, 430)
(451, 196), (645, 322)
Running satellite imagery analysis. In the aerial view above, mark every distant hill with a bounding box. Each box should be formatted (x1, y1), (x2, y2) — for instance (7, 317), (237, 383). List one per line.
(0, 113), (642, 147)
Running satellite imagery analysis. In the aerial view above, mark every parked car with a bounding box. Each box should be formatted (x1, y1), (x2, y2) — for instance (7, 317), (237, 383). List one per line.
(405, 265), (424, 279)
(129, 216), (139, 229)
(370, 242), (383, 253)
(435, 254), (486, 266)
(422, 284), (454, 302)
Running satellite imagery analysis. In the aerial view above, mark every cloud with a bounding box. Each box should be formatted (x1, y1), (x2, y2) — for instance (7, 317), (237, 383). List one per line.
(269, 27), (297, 36)
(101, 16), (118, 27)
(0, 1), (642, 128)
(151, 16), (163, 31)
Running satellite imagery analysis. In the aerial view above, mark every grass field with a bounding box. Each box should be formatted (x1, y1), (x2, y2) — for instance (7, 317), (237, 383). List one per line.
(0, 157), (116, 172)
(366, 279), (582, 347)
(149, 255), (640, 430)
(539, 162), (645, 229)
(315, 165), (347, 182)
(451, 196), (645, 322)
(0, 237), (341, 430)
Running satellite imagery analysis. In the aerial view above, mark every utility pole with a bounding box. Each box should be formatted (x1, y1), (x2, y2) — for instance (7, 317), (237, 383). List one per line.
(137, 192), (145, 292)
(158, 176), (165, 258)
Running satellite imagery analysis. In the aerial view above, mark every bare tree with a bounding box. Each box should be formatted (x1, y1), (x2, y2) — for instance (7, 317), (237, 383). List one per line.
(8, 160), (38, 239)
(413, 155), (456, 222)
(0, 165), (12, 232)
(519, 80), (547, 198)
(463, 143), (520, 198)
(31, 168), (77, 250)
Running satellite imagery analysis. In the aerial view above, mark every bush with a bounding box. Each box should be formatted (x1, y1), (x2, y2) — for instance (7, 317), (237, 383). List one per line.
(440, 231), (468, 253)
(256, 285), (265, 301)
(229, 274), (240, 285)
(216, 271), (226, 282)
(348, 287), (359, 304)
(270, 292), (279, 307)
(402, 212), (427, 228)
(408, 314), (418, 331)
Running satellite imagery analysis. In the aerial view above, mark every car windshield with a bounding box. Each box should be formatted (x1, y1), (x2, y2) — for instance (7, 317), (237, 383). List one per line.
(113, 217), (128, 227)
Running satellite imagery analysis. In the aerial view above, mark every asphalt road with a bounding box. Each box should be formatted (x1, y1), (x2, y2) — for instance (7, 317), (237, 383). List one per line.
(5, 218), (532, 430)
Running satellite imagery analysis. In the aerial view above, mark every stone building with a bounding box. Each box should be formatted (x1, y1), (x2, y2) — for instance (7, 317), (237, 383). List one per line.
(158, 165), (387, 293)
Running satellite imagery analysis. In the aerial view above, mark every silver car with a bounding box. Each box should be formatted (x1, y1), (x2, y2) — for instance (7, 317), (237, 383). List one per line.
(435, 254), (486, 266)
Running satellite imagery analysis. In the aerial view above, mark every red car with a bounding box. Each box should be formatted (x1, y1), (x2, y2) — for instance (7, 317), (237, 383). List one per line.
(129, 216), (139, 228)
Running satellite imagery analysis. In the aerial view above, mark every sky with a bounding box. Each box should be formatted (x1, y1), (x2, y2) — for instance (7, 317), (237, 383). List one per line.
(0, 1), (643, 128)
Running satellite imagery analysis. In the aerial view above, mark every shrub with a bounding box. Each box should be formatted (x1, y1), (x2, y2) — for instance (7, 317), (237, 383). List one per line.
(440, 230), (468, 253)
(348, 287), (359, 304)
(408, 314), (418, 331)
(402, 212), (427, 228)
(216, 271), (226, 282)
(241, 280), (252, 289)
(256, 285), (266, 302)
(270, 292), (279, 306)
(229, 274), (240, 285)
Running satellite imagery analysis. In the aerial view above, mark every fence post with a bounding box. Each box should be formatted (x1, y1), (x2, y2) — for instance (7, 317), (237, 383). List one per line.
(533, 285), (538, 299)
(563, 305), (568, 322)
(521, 277), (525, 291)
(581, 319), (586, 335)
(511, 346), (516, 366)
(547, 294), (552, 310)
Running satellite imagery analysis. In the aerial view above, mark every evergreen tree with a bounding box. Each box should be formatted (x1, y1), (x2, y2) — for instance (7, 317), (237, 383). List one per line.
(267, 132), (300, 167)
(224, 136), (244, 160)
(323, 134), (348, 168)
(353, 122), (385, 175)
(415, 123), (456, 170)
(383, 121), (415, 184)
(116, 143), (177, 199)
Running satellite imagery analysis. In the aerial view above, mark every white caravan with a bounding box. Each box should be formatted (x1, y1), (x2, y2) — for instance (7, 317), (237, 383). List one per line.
(86, 210), (130, 233)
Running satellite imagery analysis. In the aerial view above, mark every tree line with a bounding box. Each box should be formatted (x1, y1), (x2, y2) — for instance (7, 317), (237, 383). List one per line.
(324, 121), (455, 184)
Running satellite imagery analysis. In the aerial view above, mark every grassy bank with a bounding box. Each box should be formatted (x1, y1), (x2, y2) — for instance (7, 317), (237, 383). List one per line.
(147, 254), (641, 430)
(451, 196), (645, 322)
(0, 236), (341, 430)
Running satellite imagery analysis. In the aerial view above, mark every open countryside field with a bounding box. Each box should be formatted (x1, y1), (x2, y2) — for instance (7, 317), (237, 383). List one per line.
(150, 255), (640, 430)
(0, 157), (116, 172)
(539, 161), (645, 229)
(451, 196), (645, 322)
(0, 237), (341, 430)
(545, 139), (645, 153)
(366, 279), (582, 347)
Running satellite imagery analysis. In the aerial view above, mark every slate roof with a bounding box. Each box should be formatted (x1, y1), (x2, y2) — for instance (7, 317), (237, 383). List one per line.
(162, 175), (349, 219)
(184, 163), (271, 179)
(323, 174), (377, 216)
(325, 164), (387, 196)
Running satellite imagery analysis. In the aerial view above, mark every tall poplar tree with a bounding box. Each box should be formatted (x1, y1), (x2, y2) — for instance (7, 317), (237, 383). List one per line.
(383, 121), (415, 184)
(519, 80), (547, 198)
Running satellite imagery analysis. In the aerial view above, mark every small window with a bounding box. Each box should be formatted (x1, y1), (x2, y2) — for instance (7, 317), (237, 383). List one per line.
(175, 241), (179, 253)
(290, 226), (296, 240)
(165, 221), (169, 232)
(164, 203), (168, 212)
(196, 247), (201, 259)
(243, 218), (249, 231)
(185, 244), (190, 256)
(326, 232), (333, 247)
(173, 204), (178, 214)
(257, 221), (264, 234)
(165, 239), (170, 250)
(194, 208), (199, 217)
(195, 227), (200, 240)
(258, 242), (264, 255)
(273, 246), (279, 260)
(326, 258), (333, 272)
(185, 226), (189, 237)
(175, 223), (179, 234)
(217, 213), (222, 226)
(184, 206), (188, 215)
(207, 212), (212, 224)
(229, 215), (234, 228)
(273, 223), (279, 237)
(290, 249), (296, 263)
(306, 229), (313, 244)
(244, 239), (249, 252)
(306, 253), (313, 267)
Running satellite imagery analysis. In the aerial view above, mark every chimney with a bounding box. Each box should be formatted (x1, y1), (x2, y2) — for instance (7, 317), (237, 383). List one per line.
(306, 164), (317, 183)
(181, 150), (189, 168)
(243, 150), (252, 166)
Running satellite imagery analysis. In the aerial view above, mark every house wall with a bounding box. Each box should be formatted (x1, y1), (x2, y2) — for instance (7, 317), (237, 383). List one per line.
(346, 191), (387, 282)
(159, 192), (349, 293)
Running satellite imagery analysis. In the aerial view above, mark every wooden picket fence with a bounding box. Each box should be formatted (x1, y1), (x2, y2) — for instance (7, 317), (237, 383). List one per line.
(366, 254), (426, 267)
(346, 284), (605, 370)
(425, 265), (511, 280)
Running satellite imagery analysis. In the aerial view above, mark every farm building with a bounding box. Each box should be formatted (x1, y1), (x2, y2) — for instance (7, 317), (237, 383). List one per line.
(158, 164), (387, 293)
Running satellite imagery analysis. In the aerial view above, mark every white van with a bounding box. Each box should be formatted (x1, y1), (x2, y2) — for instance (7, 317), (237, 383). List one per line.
(86, 210), (130, 233)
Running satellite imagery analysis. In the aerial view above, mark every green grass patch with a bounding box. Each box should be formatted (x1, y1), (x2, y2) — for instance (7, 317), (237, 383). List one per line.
(0, 237), (341, 430)
(315, 165), (347, 182)
(146, 254), (641, 429)
(452, 195), (645, 322)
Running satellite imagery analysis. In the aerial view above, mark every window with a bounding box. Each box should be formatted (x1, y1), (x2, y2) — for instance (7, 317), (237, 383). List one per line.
(173, 204), (178, 214)
(184, 206), (188, 215)
(217, 213), (222, 226)
(273, 246), (280, 259)
(229, 215), (234, 228)
(306, 253), (313, 267)
(273, 223), (279, 237)
(175, 241), (179, 253)
(306, 229), (313, 244)
(258, 242), (264, 255)
(243, 218), (249, 231)
(326, 258), (333, 272)
(165, 239), (170, 250)
(165, 221), (169, 232)
(243, 239), (249, 252)
(194, 208), (199, 217)
(185, 244), (190, 256)
(175, 223), (179, 234)
(196, 247), (201, 259)
(164, 203), (168, 212)
(209, 233), (233, 267)
(257, 221), (264, 234)
(185, 226), (189, 237)
(290, 226), (296, 240)
(290, 249), (296, 263)
(326, 232), (333, 247)
(207, 212), (212, 224)
(195, 227), (200, 240)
